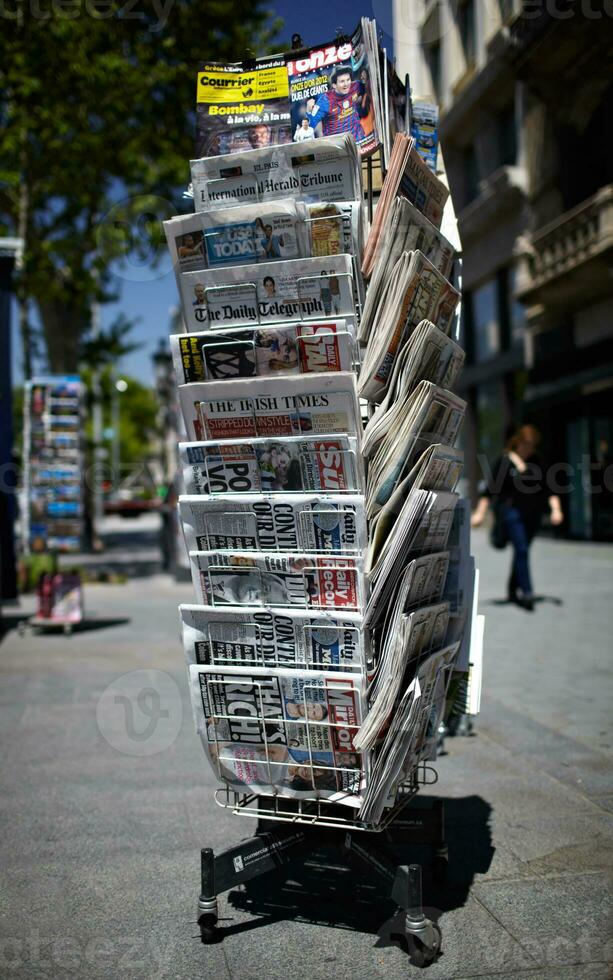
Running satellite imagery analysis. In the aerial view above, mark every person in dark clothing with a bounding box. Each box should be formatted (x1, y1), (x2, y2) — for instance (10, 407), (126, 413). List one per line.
(471, 425), (563, 610)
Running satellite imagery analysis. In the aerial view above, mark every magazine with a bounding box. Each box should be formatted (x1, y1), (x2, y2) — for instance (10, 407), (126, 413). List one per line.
(180, 435), (363, 495)
(170, 320), (356, 384)
(286, 22), (379, 156)
(409, 97), (439, 172)
(189, 664), (367, 803)
(179, 493), (367, 555)
(189, 550), (365, 612)
(196, 57), (292, 158)
(180, 604), (368, 671)
(178, 372), (362, 443)
(178, 254), (357, 333)
(190, 134), (361, 211)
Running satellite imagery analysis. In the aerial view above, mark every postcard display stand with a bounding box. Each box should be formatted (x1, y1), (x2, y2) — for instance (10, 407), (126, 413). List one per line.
(171, 29), (483, 969)
(21, 376), (85, 632)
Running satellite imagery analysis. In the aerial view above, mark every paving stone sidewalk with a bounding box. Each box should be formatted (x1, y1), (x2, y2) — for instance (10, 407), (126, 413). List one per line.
(0, 526), (611, 979)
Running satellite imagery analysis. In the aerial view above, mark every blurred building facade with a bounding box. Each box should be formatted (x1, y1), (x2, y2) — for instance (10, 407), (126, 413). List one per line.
(393, 0), (613, 539)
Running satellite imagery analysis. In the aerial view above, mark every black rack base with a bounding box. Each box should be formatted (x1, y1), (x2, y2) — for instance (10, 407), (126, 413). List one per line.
(197, 798), (447, 968)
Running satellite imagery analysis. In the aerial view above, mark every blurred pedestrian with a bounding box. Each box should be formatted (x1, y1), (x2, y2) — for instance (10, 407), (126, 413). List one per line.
(471, 425), (563, 610)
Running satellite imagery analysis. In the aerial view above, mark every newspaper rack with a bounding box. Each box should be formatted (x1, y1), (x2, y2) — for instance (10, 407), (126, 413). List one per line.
(170, 36), (476, 967)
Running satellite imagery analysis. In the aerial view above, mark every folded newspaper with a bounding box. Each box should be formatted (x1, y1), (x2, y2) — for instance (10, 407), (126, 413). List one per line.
(190, 664), (367, 804)
(180, 604), (368, 671)
(179, 493), (367, 555)
(171, 320), (356, 384)
(189, 550), (365, 612)
(178, 254), (357, 333)
(358, 198), (455, 344)
(354, 600), (450, 751)
(359, 251), (460, 403)
(366, 381), (465, 516)
(358, 642), (458, 823)
(191, 134), (361, 210)
(178, 372), (362, 443)
(362, 133), (450, 277)
(180, 435), (364, 495)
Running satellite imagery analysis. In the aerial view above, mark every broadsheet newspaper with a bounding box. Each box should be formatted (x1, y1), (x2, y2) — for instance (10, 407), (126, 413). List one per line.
(179, 435), (364, 495)
(170, 320), (356, 384)
(189, 550), (365, 612)
(190, 134), (362, 210)
(179, 493), (367, 555)
(178, 372), (362, 443)
(190, 664), (367, 804)
(178, 254), (357, 333)
(180, 604), (368, 671)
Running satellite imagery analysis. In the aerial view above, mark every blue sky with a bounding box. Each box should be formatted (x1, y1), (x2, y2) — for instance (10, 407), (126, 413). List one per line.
(11, 0), (393, 388)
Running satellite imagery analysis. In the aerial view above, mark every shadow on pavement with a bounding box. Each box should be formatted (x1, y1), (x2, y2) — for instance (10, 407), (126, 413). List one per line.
(484, 595), (564, 607)
(223, 795), (493, 943)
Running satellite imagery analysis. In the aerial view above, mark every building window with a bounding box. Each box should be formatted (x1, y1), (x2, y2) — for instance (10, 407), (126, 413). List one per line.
(471, 277), (500, 362)
(458, 0), (476, 69)
(476, 380), (505, 466)
(462, 144), (479, 205)
(497, 102), (517, 167)
(507, 265), (525, 347)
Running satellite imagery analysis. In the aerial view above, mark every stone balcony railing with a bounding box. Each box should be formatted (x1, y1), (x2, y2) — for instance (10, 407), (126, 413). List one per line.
(516, 183), (613, 302)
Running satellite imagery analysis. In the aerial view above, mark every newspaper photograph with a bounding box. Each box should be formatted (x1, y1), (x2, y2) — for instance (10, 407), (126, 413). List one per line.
(190, 664), (367, 803)
(196, 57), (292, 158)
(190, 134), (361, 211)
(180, 604), (368, 671)
(178, 372), (362, 443)
(179, 435), (363, 496)
(178, 253), (356, 332)
(170, 320), (356, 384)
(189, 550), (365, 612)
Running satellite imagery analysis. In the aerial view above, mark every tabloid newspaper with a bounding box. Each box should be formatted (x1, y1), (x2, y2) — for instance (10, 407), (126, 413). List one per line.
(189, 664), (367, 804)
(178, 254), (357, 333)
(178, 372), (362, 443)
(180, 604), (368, 671)
(179, 493), (367, 555)
(163, 200), (310, 273)
(179, 435), (364, 496)
(189, 550), (365, 612)
(170, 320), (356, 384)
(196, 58), (292, 158)
(191, 134), (361, 211)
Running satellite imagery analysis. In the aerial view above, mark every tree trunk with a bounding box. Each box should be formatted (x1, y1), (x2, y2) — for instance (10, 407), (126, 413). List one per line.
(37, 298), (87, 374)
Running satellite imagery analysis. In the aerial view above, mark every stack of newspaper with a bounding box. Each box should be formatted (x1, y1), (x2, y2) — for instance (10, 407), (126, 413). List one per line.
(166, 23), (481, 823)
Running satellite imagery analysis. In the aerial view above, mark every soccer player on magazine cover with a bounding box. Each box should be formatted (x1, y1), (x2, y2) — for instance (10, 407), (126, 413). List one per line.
(305, 64), (371, 142)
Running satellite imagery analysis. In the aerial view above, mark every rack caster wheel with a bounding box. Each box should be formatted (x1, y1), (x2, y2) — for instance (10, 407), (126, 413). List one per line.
(405, 919), (441, 968)
(198, 913), (218, 944)
(18, 621), (28, 638)
(63, 623), (72, 636)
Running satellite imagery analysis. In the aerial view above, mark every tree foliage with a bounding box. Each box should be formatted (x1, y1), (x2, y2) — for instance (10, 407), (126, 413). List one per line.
(0, 2), (282, 374)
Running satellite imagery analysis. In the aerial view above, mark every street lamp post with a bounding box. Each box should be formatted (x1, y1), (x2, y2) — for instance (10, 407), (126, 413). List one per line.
(112, 377), (128, 493)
